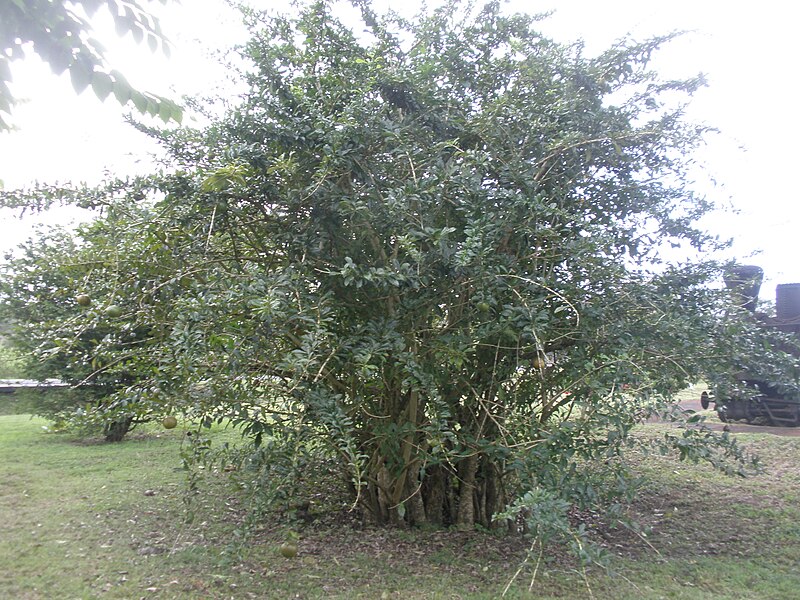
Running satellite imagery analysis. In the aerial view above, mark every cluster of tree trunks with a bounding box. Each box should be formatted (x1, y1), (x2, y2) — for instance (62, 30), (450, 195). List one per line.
(363, 454), (507, 529)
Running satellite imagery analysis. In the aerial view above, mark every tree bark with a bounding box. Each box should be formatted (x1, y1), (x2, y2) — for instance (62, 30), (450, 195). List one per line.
(423, 464), (447, 525)
(376, 463), (392, 525)
(405, 468), (427, 526)
(485, 461), (505, 530)
(455, 454), (479, 530)
(103, 416), (133, 442)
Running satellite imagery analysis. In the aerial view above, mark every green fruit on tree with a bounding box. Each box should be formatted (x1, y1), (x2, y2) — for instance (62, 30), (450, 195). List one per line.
(76, 294), (91, 307)
(279, 541), (298, 558)
(105, 305), (123, 318)
(162, 416), (178, 429)
(477, 302), (490, 312)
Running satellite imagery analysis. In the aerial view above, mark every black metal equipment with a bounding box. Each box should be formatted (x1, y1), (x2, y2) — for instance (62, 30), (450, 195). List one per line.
(702, 266), (800, 427)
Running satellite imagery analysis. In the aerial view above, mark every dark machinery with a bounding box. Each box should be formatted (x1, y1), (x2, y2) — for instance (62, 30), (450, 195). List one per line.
(701, 265), (800, 427)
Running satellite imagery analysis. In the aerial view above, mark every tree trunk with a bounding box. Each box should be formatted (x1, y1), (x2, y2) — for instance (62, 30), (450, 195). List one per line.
(455, 454), (479, 530)
(405, 468), (427, 527)
(475, 477), (487, 528)
(484, 461), (506, 530)
(103, 416), (133, 442)
(423, 464), (447, 525)
(364, 478), (386, 525)
(376, 463), (393, 525)
(363, 453), (510, 531)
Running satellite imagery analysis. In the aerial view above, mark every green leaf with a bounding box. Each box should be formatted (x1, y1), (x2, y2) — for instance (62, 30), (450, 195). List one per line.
(69, 64), (93, 94)
(158, 100), (172, 123)
(81, 0), (105, 17)
(114, 16), (130, 37)
(170, 104), (183, 124)
(109, 69), (131, 87)
(147, 33), (159, 53)
(112, 80), (132, 104)
(145, 98), (159, 117)
(130, 24), (144, 45)
(91, 72), (114, 101)
(0, 59), (11, 83)
(85, 36), (108, 56)
(130, 90), (148, 113)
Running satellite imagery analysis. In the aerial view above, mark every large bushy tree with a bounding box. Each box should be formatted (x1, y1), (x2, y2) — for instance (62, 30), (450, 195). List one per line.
(159, 0), (735, 528)
(0, 198), (188, 440)
(1, 0), (784, 544)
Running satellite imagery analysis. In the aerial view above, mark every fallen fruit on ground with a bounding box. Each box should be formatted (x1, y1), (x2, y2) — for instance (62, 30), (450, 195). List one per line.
(279, 541), (298, 558)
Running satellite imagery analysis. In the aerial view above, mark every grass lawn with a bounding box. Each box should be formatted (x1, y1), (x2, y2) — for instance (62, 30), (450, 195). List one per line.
(2, 412), (800, 599)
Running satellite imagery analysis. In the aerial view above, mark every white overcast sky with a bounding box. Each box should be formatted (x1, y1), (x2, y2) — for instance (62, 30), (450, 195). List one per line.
(1, 0), (798, 297)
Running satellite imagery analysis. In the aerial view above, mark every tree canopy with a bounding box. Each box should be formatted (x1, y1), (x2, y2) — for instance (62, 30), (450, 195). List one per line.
(0, 0), (182, 130)
(2, 0), (788, 562)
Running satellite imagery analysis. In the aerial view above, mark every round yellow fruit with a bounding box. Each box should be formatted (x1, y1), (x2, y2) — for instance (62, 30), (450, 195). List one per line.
(279, 541), (298, 558)
(162, 416), (178, 429)
(76, 294), (91, 307)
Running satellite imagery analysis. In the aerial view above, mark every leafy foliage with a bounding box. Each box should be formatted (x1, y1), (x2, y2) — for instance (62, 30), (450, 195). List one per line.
(0, 345), (25, 379)
(0, 0), (182, 130)
(1, 0), (793, 568)
(0, 198), (189, 439)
